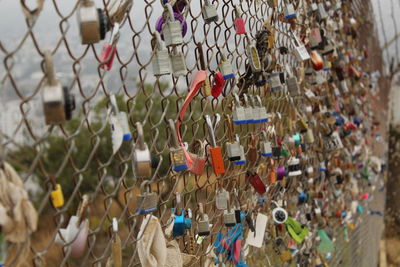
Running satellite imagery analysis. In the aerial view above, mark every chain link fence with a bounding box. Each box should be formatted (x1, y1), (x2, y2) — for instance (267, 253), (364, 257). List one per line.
(0, 0), (387, 266)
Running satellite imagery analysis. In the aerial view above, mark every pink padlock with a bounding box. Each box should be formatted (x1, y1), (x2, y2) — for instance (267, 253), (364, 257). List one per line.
(100, 23), (120, 70)
(234, 6), (246, 34)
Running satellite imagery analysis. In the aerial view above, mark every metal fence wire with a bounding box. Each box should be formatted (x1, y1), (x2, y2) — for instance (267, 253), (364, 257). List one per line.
(0, 0), (387, 266)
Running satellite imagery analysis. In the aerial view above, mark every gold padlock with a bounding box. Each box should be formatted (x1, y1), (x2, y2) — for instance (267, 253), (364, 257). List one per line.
(280, 250), (292, 262)
(50, 184), (64, 208)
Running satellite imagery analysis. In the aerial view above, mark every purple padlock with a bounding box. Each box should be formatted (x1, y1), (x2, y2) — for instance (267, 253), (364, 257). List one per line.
(277, 167), (286, 180)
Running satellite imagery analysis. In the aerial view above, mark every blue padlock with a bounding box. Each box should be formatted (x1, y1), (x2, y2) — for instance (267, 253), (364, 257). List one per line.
(172, 209), (186, 236)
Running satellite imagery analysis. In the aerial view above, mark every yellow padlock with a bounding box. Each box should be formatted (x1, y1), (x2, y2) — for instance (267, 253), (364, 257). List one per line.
(50, 184), (64, 208)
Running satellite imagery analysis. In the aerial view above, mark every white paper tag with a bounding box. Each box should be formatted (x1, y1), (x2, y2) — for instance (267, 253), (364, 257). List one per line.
(246, 213), (268, 248)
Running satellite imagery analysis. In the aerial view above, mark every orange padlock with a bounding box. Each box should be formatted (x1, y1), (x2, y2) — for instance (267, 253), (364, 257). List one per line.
(205, 115), (225, 175)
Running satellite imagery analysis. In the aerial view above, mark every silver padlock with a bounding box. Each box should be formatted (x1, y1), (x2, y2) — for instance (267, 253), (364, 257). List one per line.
(339, 80), (349, 94)
(136, 181), (158, 214)
(226, 134), (246, 165)
(269, 72), (283, 92)
(246, 34), (261, 72)
(324, 131), (343, 152)
(260, 130), (272, 157)
(219, 52), (235, 80)
(309, 3), (318, 13)
(216, 188), (229, 210)
(170, 46), (187, 77)
(77, 0), (107, 44)
(224, 200), (236, 227)
(318, 3), (328, 20)
(243, 94), (254, 124)
(152, 31), (171, 76)
(202, 0), (218, 24)
(255, 96), (269, 123)
(163, 3), (183, 47)
(197, 203), (210, 236)
(287, 76), (300, 97)
(291, 31), (310, 61)
(42, 51), (74, 125)
(283, 1), (297, 19)
(232, 94), (246, 124)
(133, 122), (152, 178)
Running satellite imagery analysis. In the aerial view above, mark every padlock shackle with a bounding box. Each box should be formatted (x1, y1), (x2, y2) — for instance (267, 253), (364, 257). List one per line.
(108, 0), (133, 25)
(196, 42), (207, 71)
(224, 114), (234, 143)
(43, 50), (58, 86)
(110, 94), (119, 114)
(168, 119), (181, 148)
(77, 195), (89, 226)
(205, 115), (217, 147)
(153, 31), (167, 51)
(49, 175), (57, 190)
(165, 3), (175, 22)
(234, 5), (242, 18)
(135, 122), (146, 150)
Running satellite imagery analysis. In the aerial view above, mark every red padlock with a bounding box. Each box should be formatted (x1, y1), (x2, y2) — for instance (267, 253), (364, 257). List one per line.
(311, 51), (323, 71)
(234, 6), (246, 34)
(247, 171), (266, 195)
(100, 23), (120, 70)
(211, 72), (225, 98)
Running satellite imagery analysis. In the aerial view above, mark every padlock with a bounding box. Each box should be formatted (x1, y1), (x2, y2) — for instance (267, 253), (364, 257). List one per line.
(224, 201), (236, 227)
(285, 217), (309, 244)
(322, 43), (335, 56)
(247, 134), (258, 162)
(170, 46), (187, 77)
(255, 96), (269, 123)
(50, 176), (64, 208)
(311, 51), (324, 71)
(246, 34), (261, 72)
(211, 72), (225, 98)
(172, 194), (191, 236)
(99, 23), (120, 70)
(272, 206), (288, 224)
(291, 31), (310, 62)
(77, 0), (107, 44)
(243, 94), (254, 124)
(288, 157), (301, 177)
(42, 51), (75, 125)
(197, 203), (210, 236)
(324, 131), (343, 152)
(283, 1), (296, 19)
(234, 6), (246, 35)
(260, 131), (272, 157)
(226, 140), (246, 165)
(202, 0), (218, 24)
(272, 146), (281, 159)
(219, 52), (235, 80)
(304, 128), (314, 144)
(247, 171), (266, 195)
(152, 32), (171, 76)
(269, 72), (283, 92)
(188, 140), (206, 175)
(136, 181), (158, 214)
(280, 250), (293, 262)
(168, 119), (188, 171)
(296, 118), (309, 133)
(339, 80), (349, 94)
(133, 122), (152, 178)
(232, 94), (247, 124)
(309, 28), (322, 49)
(216, 188), (229, 210)
(286, 76), (300, 97)
(317, 3), (328, 20)
(55, 195), (89, 258)
(110, 94), (132, 142)
(109, 217), (122, 267)
(162, 3), (183, 46)
(205, 115), (225, 175)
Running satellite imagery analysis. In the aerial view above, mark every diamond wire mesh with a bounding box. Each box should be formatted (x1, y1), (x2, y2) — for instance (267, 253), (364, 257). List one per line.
(0, 0), (386, 266)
